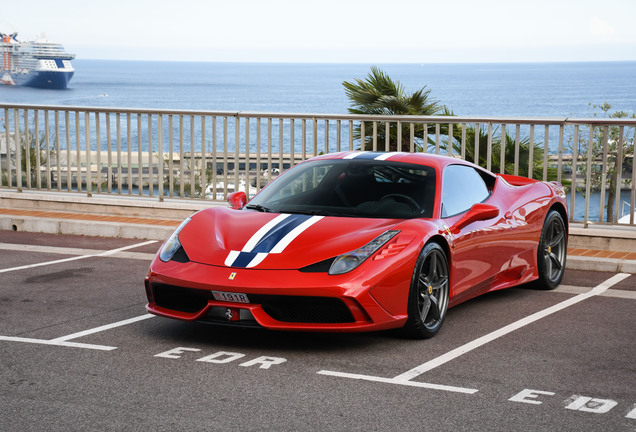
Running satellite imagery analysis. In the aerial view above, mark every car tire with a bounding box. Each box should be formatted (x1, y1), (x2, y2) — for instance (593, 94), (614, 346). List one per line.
(535, 210), (567, 290)
(402, 242), (450, 339)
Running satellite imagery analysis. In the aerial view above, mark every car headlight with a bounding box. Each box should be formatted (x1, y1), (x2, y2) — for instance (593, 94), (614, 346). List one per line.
(159, 217), (191, 262)
(328, 230), (400, 275)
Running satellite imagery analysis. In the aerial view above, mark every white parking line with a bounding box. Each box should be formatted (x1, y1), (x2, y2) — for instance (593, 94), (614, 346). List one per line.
(51, 314), (155, 342)
(0, 240), (157, 273)
(0, 242), (157, 261)
(316, 370), (478, 394)
(0, 314), (156, 351)
(318, 273), (631, 393)
(0, 335), (117, 351)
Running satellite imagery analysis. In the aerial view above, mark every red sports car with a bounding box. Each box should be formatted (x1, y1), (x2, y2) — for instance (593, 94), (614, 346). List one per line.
(145, 151), (568, 338)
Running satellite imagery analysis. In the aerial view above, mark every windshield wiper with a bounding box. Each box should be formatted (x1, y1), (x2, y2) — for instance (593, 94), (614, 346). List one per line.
(280, 208), (331, 216)
(245, 204), (273, 213)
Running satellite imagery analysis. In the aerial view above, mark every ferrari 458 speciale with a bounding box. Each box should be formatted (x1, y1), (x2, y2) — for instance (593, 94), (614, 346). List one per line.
(145, 151), (568, 338)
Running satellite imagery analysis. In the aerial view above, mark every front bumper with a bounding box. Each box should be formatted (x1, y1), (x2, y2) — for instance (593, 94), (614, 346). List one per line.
(145, 259), (410, 333)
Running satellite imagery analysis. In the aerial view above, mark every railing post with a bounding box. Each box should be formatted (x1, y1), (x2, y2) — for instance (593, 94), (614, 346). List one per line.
(14, 109), (21, 192)
(148, 114), (153, 197)
(235, 115), (241, 198)
(45, 110), (51, 190)
(95, 112), (102, 194)
(85, 111), (92, 197)
(35, 110), (41, 189)
(24, 109), (30, 190)
(201, 115), (206, 201)
(486, 123), (492, 171)
(583, 126), (594, 228)
(543, 125), (549, 181)
(500, 123), (506, 174)
(614, 126), (624, 224)
(528, 125), (535, 179)
(570, 125), (579, 222)
(473, 122), (480, 164)
(75, 111), (81, 193)
(158, 114), (164, 201)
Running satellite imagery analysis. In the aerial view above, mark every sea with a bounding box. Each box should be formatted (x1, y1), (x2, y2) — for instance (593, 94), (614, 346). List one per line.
(1, 60), (635, 117)
(1, 60), (635, 221)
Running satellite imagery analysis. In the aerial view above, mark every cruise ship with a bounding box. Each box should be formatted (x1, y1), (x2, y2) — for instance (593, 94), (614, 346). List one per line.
(1, 32), (75, 89)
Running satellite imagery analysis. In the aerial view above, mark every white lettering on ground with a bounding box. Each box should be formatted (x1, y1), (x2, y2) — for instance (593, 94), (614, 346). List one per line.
(510, 389), (636, 419)
(239, 356), (287, 369)
(155, 347), (202, 359)
(509, 389), (556, 405)
(154, 348), (288, 369)
(565, 395), (619, 414)
(196, 351), (246, 363)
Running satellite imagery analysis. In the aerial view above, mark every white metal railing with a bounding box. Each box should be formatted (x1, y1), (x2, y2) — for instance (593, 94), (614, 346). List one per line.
(1, 103), (635, 227)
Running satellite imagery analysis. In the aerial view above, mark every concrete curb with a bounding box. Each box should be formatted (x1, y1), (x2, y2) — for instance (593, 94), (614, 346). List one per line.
(0, 214), (175, 241)
(2, 190), (635, 274)
(566, 255), (636, 274)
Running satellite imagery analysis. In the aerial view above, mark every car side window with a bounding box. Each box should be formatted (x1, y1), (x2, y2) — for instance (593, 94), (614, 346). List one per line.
(441, 164), (490, 218)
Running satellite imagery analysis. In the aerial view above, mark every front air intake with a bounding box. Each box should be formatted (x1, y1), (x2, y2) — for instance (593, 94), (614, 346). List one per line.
(152, 284), (208, 313)
(253, 295), (354, 323)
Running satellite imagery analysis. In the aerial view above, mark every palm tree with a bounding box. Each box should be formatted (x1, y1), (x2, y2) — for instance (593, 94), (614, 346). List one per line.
(343, 66), (449, 151)
(343, 67), (559, 183)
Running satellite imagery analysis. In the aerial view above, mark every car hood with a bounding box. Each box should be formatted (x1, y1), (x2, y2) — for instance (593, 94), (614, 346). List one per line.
(177, 207), (407, 270)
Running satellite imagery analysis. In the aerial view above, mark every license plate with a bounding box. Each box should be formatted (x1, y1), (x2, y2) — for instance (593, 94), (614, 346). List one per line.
(211, 290), (250, 304)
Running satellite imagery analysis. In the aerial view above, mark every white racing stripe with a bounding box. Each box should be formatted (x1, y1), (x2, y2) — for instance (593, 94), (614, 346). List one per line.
(243, 214), (291, 251)
(0, 240), (157, 274)
(225, 214), (323, 268)
(269, 216), (323, 253)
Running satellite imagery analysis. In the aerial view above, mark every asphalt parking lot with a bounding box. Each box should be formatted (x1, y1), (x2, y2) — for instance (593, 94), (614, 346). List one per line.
(1, 230), (635, 431)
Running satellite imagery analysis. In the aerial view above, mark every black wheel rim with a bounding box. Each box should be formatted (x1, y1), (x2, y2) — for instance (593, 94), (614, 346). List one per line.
(416, 249), (449, 329)
(542, 216), (566, 282)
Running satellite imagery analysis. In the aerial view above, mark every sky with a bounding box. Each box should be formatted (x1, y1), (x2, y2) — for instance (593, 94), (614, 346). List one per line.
(2, 0), (636, 63)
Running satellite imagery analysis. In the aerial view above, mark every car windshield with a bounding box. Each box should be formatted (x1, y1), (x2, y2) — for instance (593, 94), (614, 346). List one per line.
(246, 159), (436, 219)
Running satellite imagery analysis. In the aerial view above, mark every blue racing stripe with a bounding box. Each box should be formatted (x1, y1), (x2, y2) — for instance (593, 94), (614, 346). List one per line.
(352, 152), (386, 160)
(232, 251), (260, 267)
(251, 214), (313, 253)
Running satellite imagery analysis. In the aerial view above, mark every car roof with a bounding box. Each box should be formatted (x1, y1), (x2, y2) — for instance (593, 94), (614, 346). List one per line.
(309, 151), (475, 171)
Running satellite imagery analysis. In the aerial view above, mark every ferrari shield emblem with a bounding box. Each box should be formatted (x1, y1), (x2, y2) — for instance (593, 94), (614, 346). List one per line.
(228, 272), (237, 280)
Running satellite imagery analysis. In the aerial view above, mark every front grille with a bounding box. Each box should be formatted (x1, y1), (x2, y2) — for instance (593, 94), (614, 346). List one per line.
(152, 284), (208, 313)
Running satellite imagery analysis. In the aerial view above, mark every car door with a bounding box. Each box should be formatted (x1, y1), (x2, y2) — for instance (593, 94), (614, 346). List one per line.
(440, 164), (511, 305)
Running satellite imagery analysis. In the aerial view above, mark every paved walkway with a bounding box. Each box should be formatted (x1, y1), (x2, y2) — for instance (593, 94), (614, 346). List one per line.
(0, 207), (180, 227)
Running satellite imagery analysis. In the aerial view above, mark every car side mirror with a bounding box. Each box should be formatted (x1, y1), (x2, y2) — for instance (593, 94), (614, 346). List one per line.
(227, 191), (247, 210)
(450, 203), (499, 233)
